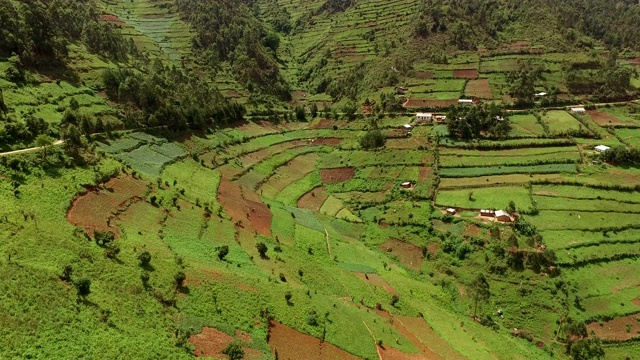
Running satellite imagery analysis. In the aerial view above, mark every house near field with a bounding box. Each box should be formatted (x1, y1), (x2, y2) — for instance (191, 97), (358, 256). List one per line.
(480, 209), (495, 217)
(446, 208), (457, 215)
(400, 182), (412, 189)
(416, 112), (432, 122)
(570, 107), (586, 114)
(458, 99), (474, 105)
(403, 124), (413, 130)
(595, 145), (611, 153)
(495, 210), (512, 222)
(535, 92), (547, 97)
(434, 114), (447, 123)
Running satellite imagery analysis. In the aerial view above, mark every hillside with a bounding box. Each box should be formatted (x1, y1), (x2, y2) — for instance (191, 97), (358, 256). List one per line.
(1, 0), (640, 359)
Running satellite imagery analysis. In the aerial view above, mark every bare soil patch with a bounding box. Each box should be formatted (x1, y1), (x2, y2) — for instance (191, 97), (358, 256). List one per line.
(309, 138), (342, 146)
(355, 273), (397, 295)
(379, 239), (425, 271)
(587, 110), (627, 126)
(298, 186), (330, 212)
(189, 327), (262, 359)
(587, 313), (640, 341)
(321, 167), (356, 183)
(426, 243), (439, 256)
(99, 14), (126, 26)
(68, 176), (148, 236)
(268, 321), (360, 360)
(414, 71), (434, 80)
(463, 224), (482, 238)
(218, 179), (272, 236)
(633, 296), (640, 306)
(314, 119), (334, 129)
(453, 69), (478, 79)
(465, 79), (492, 99)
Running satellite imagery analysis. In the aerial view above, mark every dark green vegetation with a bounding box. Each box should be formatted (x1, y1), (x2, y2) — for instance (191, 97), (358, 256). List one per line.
(2, 0), (640, 359)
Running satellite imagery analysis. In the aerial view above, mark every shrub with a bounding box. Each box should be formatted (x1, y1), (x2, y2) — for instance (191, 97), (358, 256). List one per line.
(74, 278), (91, 299)
(174, 271), (186, 288)
(104, 244), (120, 259)
(222, 342), (244, 360)
(360, 130), (386, 149)
(138, 250), (152, 266)
(94, 230), (115, 245)
(256, 242), (268, 258)
(217, 245), (229, 260)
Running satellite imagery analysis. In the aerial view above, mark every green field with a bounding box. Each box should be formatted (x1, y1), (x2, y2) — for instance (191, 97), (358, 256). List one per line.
(541, 111), (586, 135)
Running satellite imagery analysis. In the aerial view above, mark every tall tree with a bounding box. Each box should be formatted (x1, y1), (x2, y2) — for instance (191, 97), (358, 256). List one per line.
(468, 273), (490, 316)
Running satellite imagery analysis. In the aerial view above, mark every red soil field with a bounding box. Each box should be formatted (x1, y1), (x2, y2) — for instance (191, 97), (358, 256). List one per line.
(217, 179), (272, 236)
(587, 110), (627, 126)
(98, 14), (126, 26)
(465, 79), (492, 99)
(403, 99), (457, 108)
(355, 273), (397, 295)
(463, 224), (482, 237)
(453, 69), (478, 79)
(414, 71), (434, 80)
(189, 327), (262, 359)
(309, 138), (343, 146)
(587, 313), (640, 341)
(268, 321), (361, 360)
(67, 176), (148, 236)
(297, 186), (330, 212)
(378, 239), (425, 271)
(320, 167), (356, 183)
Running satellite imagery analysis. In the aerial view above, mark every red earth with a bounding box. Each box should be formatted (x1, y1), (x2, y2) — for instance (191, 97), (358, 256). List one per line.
(453, 69), (478, 79)
(587, 110), (627, 126)
(67, 176), (148, 236)
(297, 186), (330, 212)
(309, 138), (343, 146)
(355, 273), (397, 295)
(587, 313), (640, 341)
(189, 327), (262, 359)
(217, 178), (272, 236)
(320, 167), (356, 183)
(98, 14), (126, 26)
(268, 321), (361, 360)
(378, 239), (425, 271)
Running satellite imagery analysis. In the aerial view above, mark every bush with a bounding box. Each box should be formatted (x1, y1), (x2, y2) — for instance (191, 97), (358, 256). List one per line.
(138, 250), (152, 266)
(74, 278), (91, 299)
(217, 245), (229, 260)
(256, 242), (268, 258)
(222, 342), (244, 360)
(174, 271), (186, 288)
(104, 244), (120, 259)
(94, 230), (115, 245)
(360, 130), (386, 149)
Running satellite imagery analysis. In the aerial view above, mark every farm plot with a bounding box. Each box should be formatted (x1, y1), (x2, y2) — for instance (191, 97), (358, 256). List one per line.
(533, 185), (640, 203)
(527, 211), (640, 230)
(587, 313), (640, 341)
(258, 153), (319, 198)
(440, 174), (567, 189)
(615, 128), (640, 147)
(439, 163), (576, 178)
(268, 321), (361, 360)
(435, 186), (532, 210)
(439, 147), (579, 168)
(464, 79), (492, 99)
(67, 176), (148, 235)
(453, 69), (478, 79)
(509, 114), (545, 137)
(541, 110), (587, 135)
(588, 110), (630, 127)
(599, 106), (640, 126)
(378, 239), (425, 271)
(320, 150), (424, 168)
(534, 196), (640, 213)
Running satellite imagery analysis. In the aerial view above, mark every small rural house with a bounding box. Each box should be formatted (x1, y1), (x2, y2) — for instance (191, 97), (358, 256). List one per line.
(480, 209), (495, 217)
(446, 208), (457, 215)
(403, 124), (413, 130)
(400, 182), (412, 189)
(434, 115), (447, 123)
(495, 210), (511, 222)
(595, 145), (610, 153)
(570, 107), (586, 114)
(458, 99), (474, 105)
(535, 92), (547, 97)
(416, 113), (432, 122)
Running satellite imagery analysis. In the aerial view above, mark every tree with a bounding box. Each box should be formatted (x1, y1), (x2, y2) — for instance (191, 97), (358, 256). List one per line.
(140, 271), (150, 286)
(138, 250), (151, 266)
(222, 342), (244, 360)
(256, 242), (268, 258)
(94, 230), (115, 246)
(69, 97), (80, 111)
(569, 338), (605, 360)
(295, 105), (306, 121)
(218, 245), (229, 260)
(104, 244), (120, 259)
(342, 101), (357, 120)
(0, 89), (7, 116)
(360, 130), (386, 149)
(35, 134), (55, 160)
(60, 264), (73, 281)
(310, 102), (318, 118)
(468, 273), (490, 317)
(507, 200), (516, 213)
(284, 291), (293, 303)
(174, 271), (186, 288)
(74, 278), (91, 299)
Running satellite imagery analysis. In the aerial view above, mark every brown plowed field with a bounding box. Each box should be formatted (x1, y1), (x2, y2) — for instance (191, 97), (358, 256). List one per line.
(67, 176), (148, 236)
(189, 327), (262, 359)
(465, 79), (492, 99)
(355, 273), (397, 295)
(320, 167), (356, 183)
(378, 239), (425, 271)
(587, 313), (640, 341)
(309, 138), (343, 146)
(239, 141), (306, 168)
(414, 71), (434, 80)
(297, 187), (329, 212)
(453, 69), (478, 79)
(218, 179), (272, 236)
(98, 14), (126, 26)
(395, 316), (466, 360)
(268, 321), (361, 360)
(587, 110), (627, 126)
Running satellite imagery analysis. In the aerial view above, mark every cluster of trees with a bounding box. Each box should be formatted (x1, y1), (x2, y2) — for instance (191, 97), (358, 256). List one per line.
(0, 0), (133, 66)
(506, 64), (544, 106)
(563, 52), (637, 101)
(101, 61), (245, 131)
(359, 129), (386, 149)
(602, 145), (640, 165)
(176, 0), (290, 99)
(445, 103), (510, 140)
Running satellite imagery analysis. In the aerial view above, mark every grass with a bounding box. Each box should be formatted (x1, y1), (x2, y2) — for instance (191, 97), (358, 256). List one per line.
(509, 114), (545, 137)
(541, 110), (585, 135)
(435, 186), (532, 210)
(439, 163), (577, 178)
